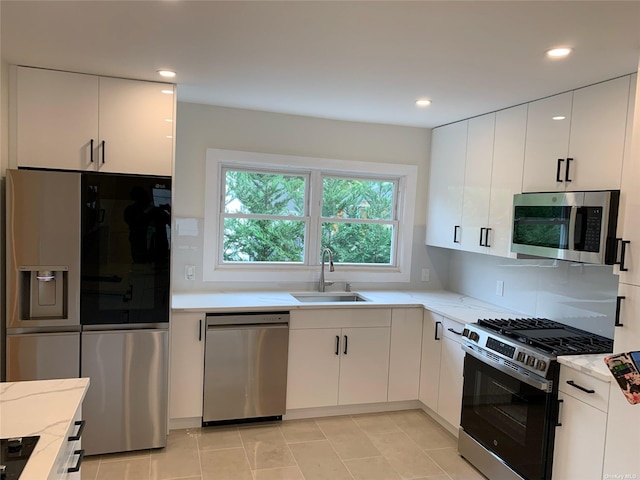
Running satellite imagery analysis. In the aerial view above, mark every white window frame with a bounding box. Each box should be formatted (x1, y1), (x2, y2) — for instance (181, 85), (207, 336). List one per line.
(203, 148), (417, 283)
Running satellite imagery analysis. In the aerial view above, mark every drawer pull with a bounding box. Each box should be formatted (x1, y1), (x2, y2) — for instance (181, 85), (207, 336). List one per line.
(447, 327), (464, 336)
(68, 420), (85, 441)
(68, 449), (85, 473)
(566, 380), (595, 394)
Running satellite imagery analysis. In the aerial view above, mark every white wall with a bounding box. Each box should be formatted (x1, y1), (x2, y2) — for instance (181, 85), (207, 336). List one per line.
(172, 101), (450, 293)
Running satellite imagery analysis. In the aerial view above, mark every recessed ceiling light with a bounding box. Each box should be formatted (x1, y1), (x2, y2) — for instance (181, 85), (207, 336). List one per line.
(552, 116), (566, 121)
(161, 89), (174, 95)
(157, 70), (176, 78)
(546, 47), (572, 59)
(416, 99), (432, 108)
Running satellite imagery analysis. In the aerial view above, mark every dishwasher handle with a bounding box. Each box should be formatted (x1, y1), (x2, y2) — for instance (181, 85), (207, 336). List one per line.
(207, 322), (289, 331)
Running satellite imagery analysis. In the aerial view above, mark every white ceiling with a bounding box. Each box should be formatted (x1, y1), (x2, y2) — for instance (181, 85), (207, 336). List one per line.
(2, 1), (639, 128)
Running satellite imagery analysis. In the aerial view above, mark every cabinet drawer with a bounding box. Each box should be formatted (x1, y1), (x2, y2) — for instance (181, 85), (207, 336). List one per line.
(442, 317), (466, 344)
(290, 308), (391, 329)
(559, 366), (610, 412)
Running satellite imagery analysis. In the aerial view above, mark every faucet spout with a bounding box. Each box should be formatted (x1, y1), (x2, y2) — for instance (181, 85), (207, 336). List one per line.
(319, 248), (335, 292)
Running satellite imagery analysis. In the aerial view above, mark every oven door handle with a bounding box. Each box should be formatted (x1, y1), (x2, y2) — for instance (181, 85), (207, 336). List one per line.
(462, 344), (552, 392)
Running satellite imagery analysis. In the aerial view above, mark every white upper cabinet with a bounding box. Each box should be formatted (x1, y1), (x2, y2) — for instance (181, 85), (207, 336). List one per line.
(426, 120), (468, 249)
(15, 66), (175, 176)
(460, 113), (495, 253)
(523, 76), (631, 192)
(17, 67), (99, 171)
(486, 105), (527, 257)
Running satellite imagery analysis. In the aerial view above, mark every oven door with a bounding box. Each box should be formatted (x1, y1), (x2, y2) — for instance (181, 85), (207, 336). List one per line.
(460, 353), (557, 480)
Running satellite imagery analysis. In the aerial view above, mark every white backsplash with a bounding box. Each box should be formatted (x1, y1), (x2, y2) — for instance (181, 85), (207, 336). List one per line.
(446, 249), (620, 339)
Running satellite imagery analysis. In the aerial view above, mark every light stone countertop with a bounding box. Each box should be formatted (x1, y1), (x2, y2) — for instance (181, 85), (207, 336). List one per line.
(0, 378), (90, 480)
(171, 289), (518, 325)
(557, 354), (613, 383)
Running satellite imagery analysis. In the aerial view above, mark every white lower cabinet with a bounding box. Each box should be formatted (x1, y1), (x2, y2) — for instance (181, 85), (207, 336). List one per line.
(388, 308), (423, 402)
(286, 308), (391, 410)
(169, 312), (205, 422)
(553, 366), (610, 480)
(419, 311), (466, 430)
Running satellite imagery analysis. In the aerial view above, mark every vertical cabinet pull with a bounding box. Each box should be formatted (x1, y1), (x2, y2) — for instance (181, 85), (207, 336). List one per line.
(479, 228), (485, 246)
(68, 420), (85, 441)
(556, 158), (564, 182)
(615, 296), (625, 327)
(556, 399), (564, 427)
(68, 449), (85, 473)
(335, 336), (340, 355)
(453, 225), (461, 244)
(199, 319), (203, 341)
(90, 139), (94, 163)
(565, 157), (573, 182)
(484, 228), (491, 248)
(434, 321), (442, 341)
(343, 335), (348, 355)
(101, 140), (106, 164)
(616, 239), (630, 272)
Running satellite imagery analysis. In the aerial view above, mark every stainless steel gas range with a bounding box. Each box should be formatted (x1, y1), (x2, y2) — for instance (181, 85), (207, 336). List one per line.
(458, 318), (613, 480)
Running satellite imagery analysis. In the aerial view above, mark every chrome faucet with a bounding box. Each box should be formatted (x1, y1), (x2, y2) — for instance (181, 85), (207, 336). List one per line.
(318, 248), (335, 292)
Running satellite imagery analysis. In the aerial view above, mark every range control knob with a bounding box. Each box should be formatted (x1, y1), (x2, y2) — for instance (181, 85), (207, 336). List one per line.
(536, 359), (547, 371)
(526, 355), (536, 367)
(516, 351), (526, 362)
(469, 332), (480, 342)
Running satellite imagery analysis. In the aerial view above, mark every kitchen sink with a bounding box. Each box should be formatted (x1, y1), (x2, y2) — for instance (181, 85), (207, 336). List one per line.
(291, 292), (369, 303)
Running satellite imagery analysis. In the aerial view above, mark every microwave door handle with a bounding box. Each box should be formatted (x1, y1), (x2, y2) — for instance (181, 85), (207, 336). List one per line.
(568, 206), (578, 251)
(573, 207), (585, 249)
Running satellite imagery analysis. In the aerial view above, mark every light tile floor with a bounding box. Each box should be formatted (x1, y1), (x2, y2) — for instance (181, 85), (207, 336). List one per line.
(80, 410), (487, 480)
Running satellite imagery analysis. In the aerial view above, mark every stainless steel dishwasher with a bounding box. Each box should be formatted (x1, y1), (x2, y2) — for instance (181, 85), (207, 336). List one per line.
(203, 311), (289, 425)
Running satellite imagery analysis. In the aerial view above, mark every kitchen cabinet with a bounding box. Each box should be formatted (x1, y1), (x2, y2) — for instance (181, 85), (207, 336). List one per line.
(388, 308), (423, 401)
(553, 365), (609, 480)
(603, 380), (640, 479)
(169, 312), (205, 423)
(419, 311), (466, 430)
(426, 120), (467, 249)
(15, 66), (174, 176)
(522, 75), (632, 192)
(286, 308), (391, 410)
(613, 283), (640, 361)
(460, 113), (495, 254)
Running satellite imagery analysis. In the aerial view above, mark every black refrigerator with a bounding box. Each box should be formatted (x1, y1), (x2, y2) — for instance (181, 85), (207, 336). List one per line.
(6, 168), (171, 455)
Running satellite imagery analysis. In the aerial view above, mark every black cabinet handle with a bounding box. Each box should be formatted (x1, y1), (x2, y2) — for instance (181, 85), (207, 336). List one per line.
(101, 140), (106, 164)
(90, 139), (94, 163)
(619, 239), (630, 272)
(434, 321), (442, 341)
(479, 228), (485, 247)
(556, 399), (564, 427)
(615, 296), (625, 327)
(565, 157), (573, 182)
(68, 420), (85, 441)
(335, 336), (340, 355)
(566, 380), (595, 394)
(485, 228), (491, 248)
(344, 335), (348, 355)
(199, 320), (203, 341)
(556, 158), (564, 182)
(68, 449), (85, 473)
(453, 225), (461, 244)
(447, 327), (464, 336)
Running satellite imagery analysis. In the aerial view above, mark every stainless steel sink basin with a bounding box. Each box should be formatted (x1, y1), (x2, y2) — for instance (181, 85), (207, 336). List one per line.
(291, 292), (369, 303)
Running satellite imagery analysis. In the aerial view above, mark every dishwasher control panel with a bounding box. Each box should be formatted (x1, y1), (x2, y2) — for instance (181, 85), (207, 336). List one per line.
(206, 311), (290, 326)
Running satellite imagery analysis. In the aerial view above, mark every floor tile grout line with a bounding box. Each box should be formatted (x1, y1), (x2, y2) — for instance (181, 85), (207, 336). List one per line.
(274, 423), (306, 480)
(194, 429), (205, 480)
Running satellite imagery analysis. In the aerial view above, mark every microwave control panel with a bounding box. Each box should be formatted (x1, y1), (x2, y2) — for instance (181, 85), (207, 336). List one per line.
(577, 207), (602, 252)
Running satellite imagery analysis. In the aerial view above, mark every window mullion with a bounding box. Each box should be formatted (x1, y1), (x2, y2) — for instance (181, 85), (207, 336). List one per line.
(307, 171), (322, 266)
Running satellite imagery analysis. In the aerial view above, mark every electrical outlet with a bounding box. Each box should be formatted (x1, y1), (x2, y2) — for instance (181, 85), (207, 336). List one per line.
(185, 265), (196, 280)
(421, 268), (430, 282)
(496, 280), (504, 296)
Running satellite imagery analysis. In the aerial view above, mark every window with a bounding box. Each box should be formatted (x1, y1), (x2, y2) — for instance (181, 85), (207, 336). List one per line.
(203, 149), (417, 283)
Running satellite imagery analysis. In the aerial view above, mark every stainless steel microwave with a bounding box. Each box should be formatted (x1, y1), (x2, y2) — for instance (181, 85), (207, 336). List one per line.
(511, 190), (620, 264)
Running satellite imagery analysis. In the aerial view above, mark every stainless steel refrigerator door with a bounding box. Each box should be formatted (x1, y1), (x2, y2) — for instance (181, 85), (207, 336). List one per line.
(81, 328), (168, 455)
(6, 332), (80, 381)
(6, 169), (81, 329)
(203, 324), (289, 423)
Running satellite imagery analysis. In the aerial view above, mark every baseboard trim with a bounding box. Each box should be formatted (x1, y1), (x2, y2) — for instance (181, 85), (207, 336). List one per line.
(170, 417), (202, 430)
(283, 400), (422, 420)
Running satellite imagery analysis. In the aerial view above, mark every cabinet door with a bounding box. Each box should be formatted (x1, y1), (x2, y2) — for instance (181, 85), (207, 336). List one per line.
(286, 328), (341, 409)
(616, 74), (639, 284)
(437, 325), (465, 428)
(426, 121), (467, 249)
(553, 392), (607, 480)
(461, 113), (495, 253)
(98, 77), (174, 176)
(16, 67), (99, 170)
(567, 76), (631, 191)
(614, 283), (640, 353)
(603, 383), (640, 479)
(487, 104), (527, 257)
(338, 327), (391, 405)
(419, 311), (443, 411)
(388, 308), (423, 402)
(522, 92), (572, 192)
(169, 312), (205, 421)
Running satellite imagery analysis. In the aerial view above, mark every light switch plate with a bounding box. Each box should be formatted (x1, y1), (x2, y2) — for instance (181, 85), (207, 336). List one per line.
(185, 265), (196, 280)
(421, 268), (430, 282)
(496, 280), (504, 296)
